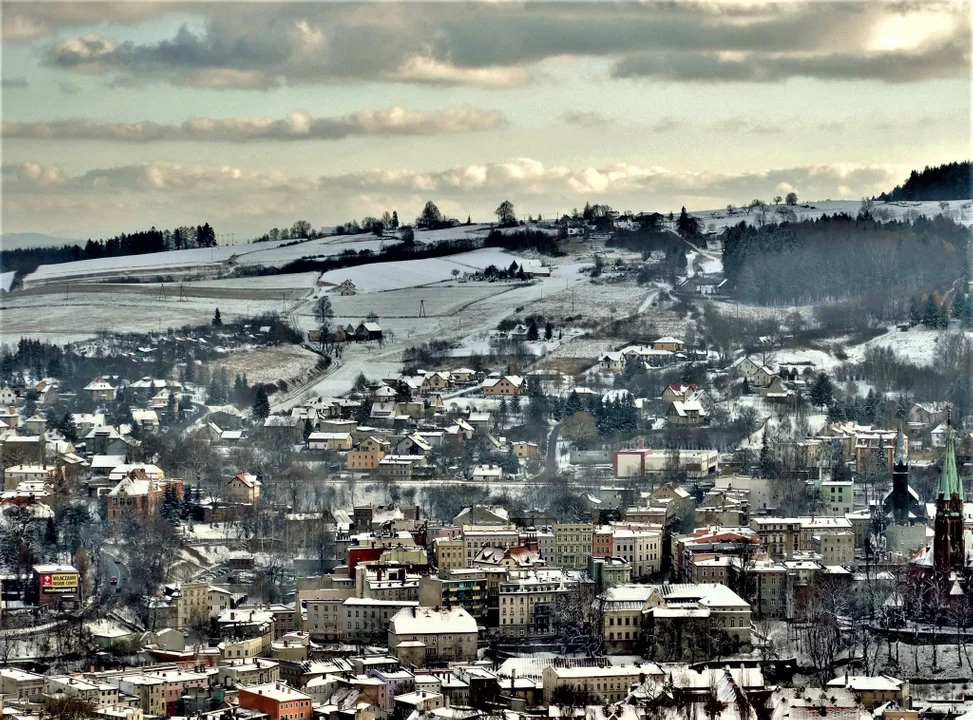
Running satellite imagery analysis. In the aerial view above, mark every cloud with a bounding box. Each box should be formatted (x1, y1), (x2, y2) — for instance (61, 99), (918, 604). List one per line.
(562, 111), (614, 129)
(3, 157), (906, 236)
(58, 81), (80, 95)
(1, 106), (507, 142)
(612, 41), (970, 83)
(1, 77), (29, 89)
(33, 3), (970, 88)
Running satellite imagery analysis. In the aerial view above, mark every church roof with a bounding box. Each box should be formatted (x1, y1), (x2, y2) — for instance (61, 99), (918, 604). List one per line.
(937, 423), (962, 499)
(894, 425), (907, 465)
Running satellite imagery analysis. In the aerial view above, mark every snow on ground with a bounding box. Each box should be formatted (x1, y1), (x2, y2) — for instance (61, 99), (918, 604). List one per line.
(0, 289), (283, 346)
(208, 344), (321, 386)
(772, 347), (844, 371)
(192, 272), (319, 290)
(693, 199), (973, 234)
(236, 236), (391, 267)
(0, 271), (16, 292)
(844, 324), (972, 367)
(288, 265), (592, 401)
(23, 243), (281, 286)
(315, 248), (530, 293)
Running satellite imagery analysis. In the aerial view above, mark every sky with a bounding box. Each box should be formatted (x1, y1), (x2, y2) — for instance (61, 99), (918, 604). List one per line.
(1, 1), (970, 241)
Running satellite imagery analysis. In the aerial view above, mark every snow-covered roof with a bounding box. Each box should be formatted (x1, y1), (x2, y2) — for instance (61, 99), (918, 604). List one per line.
(389, 606), (477, 636)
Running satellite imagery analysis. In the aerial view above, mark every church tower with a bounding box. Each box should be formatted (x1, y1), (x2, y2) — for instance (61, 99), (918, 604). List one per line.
(933, 422), (964, 574)
(890, 426), (911, 524)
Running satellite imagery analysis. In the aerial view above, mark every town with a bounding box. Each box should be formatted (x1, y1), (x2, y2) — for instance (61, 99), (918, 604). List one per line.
(0, 183), (972, 720)
(1, 2), (972, 719)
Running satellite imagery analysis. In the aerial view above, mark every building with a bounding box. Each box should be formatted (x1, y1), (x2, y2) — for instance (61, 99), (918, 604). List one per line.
(238, 683), (312, 720)
(85, 377), (117, 403)
(817, 481), (853, 516)
(497, 570), (569, 638)
(346, 437), (390, 471)
(554, 523), (595, 569)
(542, 665), (649, 704)
(226, 472), (261, 504)
(0, 668), (45, 699)
(387, 606), (478, 665)
(307, 432), (354, 452)
(481, 375), (525, 396)
(107, 469), (183, 521)
(614, 448), (718, 478)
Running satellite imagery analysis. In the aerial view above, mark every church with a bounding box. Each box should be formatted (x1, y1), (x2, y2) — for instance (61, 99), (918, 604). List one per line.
(882, 426), (927, 557)
(910, 422), (972, 602)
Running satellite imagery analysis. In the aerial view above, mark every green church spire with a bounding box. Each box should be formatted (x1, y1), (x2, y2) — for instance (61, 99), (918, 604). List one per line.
(937, 424), (961, 499)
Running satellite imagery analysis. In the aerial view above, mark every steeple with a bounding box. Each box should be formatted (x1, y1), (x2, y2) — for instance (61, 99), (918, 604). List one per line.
(936, 422), (961, 501)
(893, 425), (907, 468)
(933, 419), (964, 574)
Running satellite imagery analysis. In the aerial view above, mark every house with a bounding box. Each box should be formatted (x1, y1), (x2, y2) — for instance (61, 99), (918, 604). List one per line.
(394, 433), (432, 456)
(85, 377), (117, 403)
(388, 606), (478, 665)
(930, 422), (948, 448)
(907, 401), (949, 428)
(732, 356), (775, 388)
(421, 371), (452, 393)
(337, 279), (357, 296)
(653, 336), (685, 353)
(662, 384), (699, 405)
(666, 398), (708, 426)
(450, 368), (476, 384)
(307, 432), (354, 452)
(356, 322), (383, 341)
(761, 376), (794, 403)
(512, 441), (539, 459)
(107, 469), (183, 521)
(481, 375), (525, 396)
(226, 472), (261, 503)
(346, 437), (390, 471)
(471, 464), (504, 482)
(599, 352), (625, 373)
(0, 386), (18, 405)
(130, 409), (160, 434)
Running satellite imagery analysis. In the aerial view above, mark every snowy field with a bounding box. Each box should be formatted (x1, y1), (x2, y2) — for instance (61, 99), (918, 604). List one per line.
(0, 271), (16, 292)
(693, 199), (973, 234)
(316, 248), (536, 293)
(844, 325), (971, 367)
(22, 243), (272, 286)
(0, 288), (284, 346)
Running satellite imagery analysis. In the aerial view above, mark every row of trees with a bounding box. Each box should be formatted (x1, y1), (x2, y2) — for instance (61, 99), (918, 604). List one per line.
(878, 161), (972, 202)
(1, 224), (217, 276)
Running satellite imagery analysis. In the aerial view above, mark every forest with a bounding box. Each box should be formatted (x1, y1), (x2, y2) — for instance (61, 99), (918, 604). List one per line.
(722, 212), (970, 306)
(877, 161), (971, 202)
(0, 224), (217, 277)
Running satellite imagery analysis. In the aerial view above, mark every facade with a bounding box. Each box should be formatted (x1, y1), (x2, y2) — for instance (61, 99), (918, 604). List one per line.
(554, 523), (595, 569)
(497, 570), (569, 638)
(238, 683), (312, 720)
(387, 606), (478, 664)
(226, 472), (261, 504)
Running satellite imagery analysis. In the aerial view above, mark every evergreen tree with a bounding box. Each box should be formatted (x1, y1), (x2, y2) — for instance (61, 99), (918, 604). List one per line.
(758, 432), (775, 478)
(544, 321), (553, 341)
(527, 322), (539, 341)
(510, 395), (522, 414)
(212, 308), (223, 327)
(252, 387), (271, 421)
(938, 301), (951, 329)
(909, 297), (921, 326)
(809, 373), (835, 407)
(741, 378), (751, 395)
(565, 390), (583, 416)
(303, 419), (313, 444)
(497, 397), (508, 427)
(922, 294), (939, 327)
(166, 392), (177, 424)
(391, 210), (399, 229)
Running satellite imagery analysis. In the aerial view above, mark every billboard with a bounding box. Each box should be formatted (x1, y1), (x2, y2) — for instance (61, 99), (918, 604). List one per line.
(40, 572), (79, 594)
